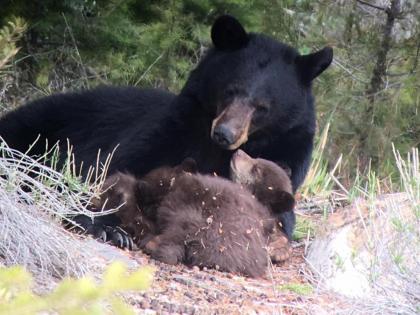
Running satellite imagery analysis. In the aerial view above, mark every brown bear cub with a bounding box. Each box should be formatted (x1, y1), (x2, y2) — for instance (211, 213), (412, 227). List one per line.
(97, 150), (295, 277)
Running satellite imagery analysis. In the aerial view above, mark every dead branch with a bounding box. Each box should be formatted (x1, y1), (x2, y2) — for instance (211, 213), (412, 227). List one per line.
(356, 0), (387, 12)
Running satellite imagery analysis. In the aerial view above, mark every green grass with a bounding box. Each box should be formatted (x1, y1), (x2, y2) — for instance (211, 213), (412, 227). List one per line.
(278, 283), (313, 296)
(292, 216), (315, 241)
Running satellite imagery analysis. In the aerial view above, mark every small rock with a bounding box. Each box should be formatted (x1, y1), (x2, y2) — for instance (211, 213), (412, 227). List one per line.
(185, 291), (194, 299)
(150, 299), (161, 312)
(140, 299), (150, 309)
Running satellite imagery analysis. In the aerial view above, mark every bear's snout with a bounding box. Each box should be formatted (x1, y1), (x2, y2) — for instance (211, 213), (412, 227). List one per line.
(212, 124), (235, 147)
(210, 101), (255, 150)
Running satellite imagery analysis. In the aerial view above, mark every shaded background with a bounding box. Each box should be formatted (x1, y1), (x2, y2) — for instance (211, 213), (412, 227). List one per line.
(0, 0), (419, 187)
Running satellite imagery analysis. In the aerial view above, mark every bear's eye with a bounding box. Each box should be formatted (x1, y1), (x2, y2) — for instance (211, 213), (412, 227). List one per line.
(251, 165), (262, 176)
(224, 88), (237, 99)
(224, 85), (245, 100)
(255, 103), (269, 114)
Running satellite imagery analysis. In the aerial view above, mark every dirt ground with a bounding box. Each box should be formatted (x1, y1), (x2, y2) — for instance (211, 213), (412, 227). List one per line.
(79, 198), (350, 315)
(99, 238), (346, 315)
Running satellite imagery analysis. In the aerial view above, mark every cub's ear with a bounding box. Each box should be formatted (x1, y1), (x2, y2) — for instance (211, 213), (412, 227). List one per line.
(295, 46), (333, 83)
(282, 166), (292, 178)
(276, 161), (292, 178)
(102, 172), (136, 192)
(211, 15), (248, 50)
(136, 180), (154, 204)
(180, 157), (198, 174)
(102, 172), (123, 190)
(272, 191), (295, 213)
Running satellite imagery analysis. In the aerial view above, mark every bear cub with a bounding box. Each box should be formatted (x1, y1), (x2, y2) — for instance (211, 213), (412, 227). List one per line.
(98, 150), (295, 277)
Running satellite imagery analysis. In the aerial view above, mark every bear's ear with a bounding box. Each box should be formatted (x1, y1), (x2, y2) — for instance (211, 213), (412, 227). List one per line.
(272, 191), (295, 214)
(180, 157), (198, 174)
(136, 180), (154, 204)
(211, 15), (248, 50)
(295, 46), (333, 83)
(275, 161), (292, 178)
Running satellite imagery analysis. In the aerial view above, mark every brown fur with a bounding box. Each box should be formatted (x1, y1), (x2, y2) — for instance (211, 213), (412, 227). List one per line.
(91, 173), (156, 244)
(94, 159), (198, 246)
(96, 151), (294, 277)
(143, 173), (273, 277)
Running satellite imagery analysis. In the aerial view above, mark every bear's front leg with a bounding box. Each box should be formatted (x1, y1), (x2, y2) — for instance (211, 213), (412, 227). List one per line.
(70, 214), (134, 250)
(144, 235), (185, 265)
(84, 172), (142, 250)
(268, 228), (292, 263)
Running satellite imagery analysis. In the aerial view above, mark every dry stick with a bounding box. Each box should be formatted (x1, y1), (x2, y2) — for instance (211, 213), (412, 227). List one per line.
(332, 56), (369, 84)
(135, 53), (164, 86)
(356, 0), (387, 11)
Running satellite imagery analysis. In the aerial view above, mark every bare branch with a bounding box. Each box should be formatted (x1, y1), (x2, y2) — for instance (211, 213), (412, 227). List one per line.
(356, 0), (387, 11)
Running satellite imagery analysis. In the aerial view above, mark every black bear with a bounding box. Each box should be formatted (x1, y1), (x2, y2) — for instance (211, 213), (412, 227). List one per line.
(97, 150), (295, 277)
(0, 15), (333, 242)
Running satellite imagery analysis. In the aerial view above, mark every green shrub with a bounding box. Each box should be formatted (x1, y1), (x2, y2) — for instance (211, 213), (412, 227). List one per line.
(0, 262), (154, 315)
(0, 17), (26, 70)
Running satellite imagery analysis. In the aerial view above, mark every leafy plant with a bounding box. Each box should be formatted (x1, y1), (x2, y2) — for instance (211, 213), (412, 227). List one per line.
(0, 17), (26, 70)
(0, 262), (154, 315)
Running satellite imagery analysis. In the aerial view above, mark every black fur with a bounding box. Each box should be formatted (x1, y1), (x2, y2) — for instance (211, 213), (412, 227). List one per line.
(0, 15), (332, 240)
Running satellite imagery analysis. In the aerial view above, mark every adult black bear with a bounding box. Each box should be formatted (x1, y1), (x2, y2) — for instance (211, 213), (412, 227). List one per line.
(0, 15), (333, 242)
(96, 151), (295, 277)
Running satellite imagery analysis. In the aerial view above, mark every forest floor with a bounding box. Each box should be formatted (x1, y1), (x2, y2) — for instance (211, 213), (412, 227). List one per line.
(123, 244), (346, 314)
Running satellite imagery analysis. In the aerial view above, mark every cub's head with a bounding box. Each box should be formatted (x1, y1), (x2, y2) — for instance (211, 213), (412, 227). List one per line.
(230, 149), (295, 213)
(192, 15), (333, 150)
(92, 172), (139, 212)
(138, 158), (198, 203)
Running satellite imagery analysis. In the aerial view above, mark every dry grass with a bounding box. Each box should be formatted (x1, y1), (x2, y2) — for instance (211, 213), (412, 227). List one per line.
(305, 147), (420, 315)
(0, 139), (116, 280)
(355, 147), (420, 315)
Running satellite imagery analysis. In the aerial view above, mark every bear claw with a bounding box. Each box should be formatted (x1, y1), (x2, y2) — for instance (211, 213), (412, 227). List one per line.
(103, 226), (134, 250)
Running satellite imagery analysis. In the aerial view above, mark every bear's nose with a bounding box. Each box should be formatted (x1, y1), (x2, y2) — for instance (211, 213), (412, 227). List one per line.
(213, 124), (235, 146)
